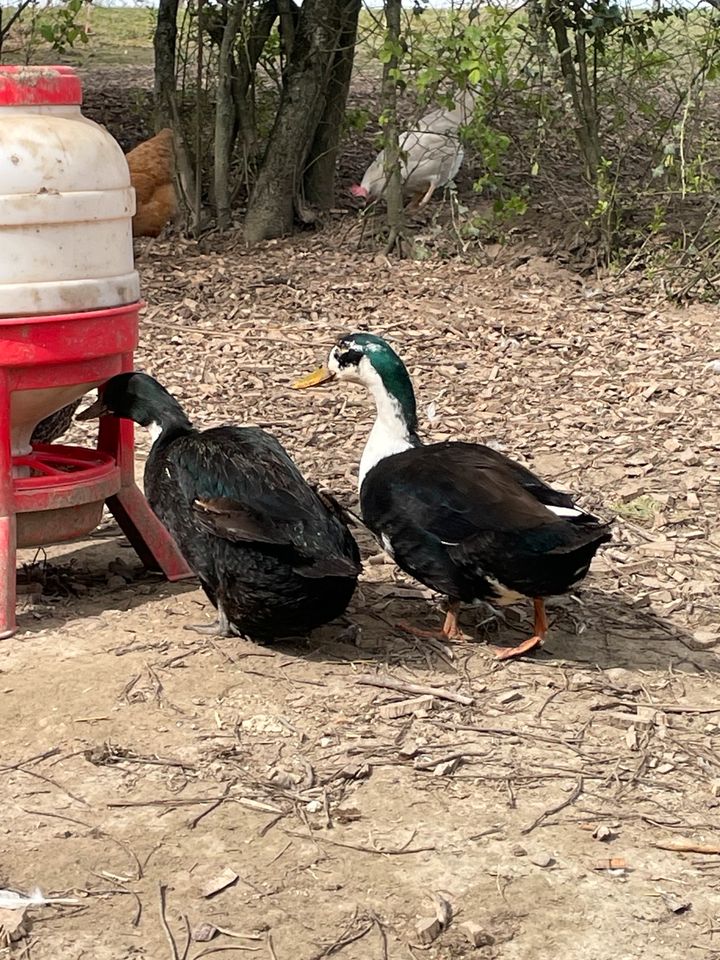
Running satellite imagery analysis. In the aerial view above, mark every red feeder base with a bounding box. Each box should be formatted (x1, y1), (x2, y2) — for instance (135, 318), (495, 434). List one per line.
(0, 304), (194, 640)
(1, 422), (193, 639)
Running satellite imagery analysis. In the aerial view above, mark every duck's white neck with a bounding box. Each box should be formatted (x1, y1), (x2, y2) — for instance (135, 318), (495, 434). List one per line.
(358, 379), (415, 490)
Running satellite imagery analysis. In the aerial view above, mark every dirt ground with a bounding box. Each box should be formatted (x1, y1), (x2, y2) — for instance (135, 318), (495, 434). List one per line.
(3, 69), (720, 960)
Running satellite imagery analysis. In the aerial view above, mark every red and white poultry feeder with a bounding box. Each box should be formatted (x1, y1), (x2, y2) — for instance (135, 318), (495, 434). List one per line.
(0, 65), (192, 639)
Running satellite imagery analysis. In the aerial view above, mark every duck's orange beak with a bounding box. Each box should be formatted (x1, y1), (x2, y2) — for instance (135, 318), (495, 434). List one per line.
(293, 367), (335, 389)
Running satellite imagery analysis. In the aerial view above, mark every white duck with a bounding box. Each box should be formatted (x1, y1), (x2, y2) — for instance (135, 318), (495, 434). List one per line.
(351, 89), (475, 210)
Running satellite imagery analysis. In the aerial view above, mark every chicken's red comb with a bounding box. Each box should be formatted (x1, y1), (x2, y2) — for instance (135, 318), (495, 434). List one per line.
(350, 184), (369, 199)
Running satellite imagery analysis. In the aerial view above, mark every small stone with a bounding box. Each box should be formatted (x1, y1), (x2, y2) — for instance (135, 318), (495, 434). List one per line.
(241, 715), (287, 735)
(530, 852), (554, 868)
(497, 690), (523, 705)
(635, 705), (657, 726)
(106, 575), (127, 590)
(399, 740), (418, 759)
(593, 824), (614, 842)
(511, 844), (527, 857)
(305, 800), (323, 813)
(569, 672), (595, 690)
(460, 921), (494, 947)
(108, 558), (135, 580)
(604, 668), (641, 691)
(662, 892), (691, 914)
(367, 552), (391, 565)
(710, 779), (720, 798)
(690, 630), (720, 650)
(593, 857), (627, 872)
(192, 923), (218, 943)
(433, 758), (461, 776)
(432, 892), (453, 928)
(379, 696), (434, 720)
(201, 867), (238, 898)
(415, 916), (442, 945)
(269, 769), (297, 790)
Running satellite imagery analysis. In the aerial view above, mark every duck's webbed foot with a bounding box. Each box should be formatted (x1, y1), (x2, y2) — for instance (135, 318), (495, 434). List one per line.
(396, 601), (473, 642)
(184, 602), (240, 638)
(490, 598), (547, 660)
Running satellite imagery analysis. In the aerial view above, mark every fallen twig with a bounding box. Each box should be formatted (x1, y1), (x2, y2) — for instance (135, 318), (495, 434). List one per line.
(599, 700), (720, 716)
(191, 948), (262, 957)
(413, 748), (493, 771)
(22, 808), (143, 880)
(85, 884), (143, 927)
(187, 782), (233, 830)
(12, 765), (88, 806)
(266, 932), (278, 960)
(0, 747), (60, 772)
(284, 830), (435, 856)
(654, 839), (720, 855)
(311, 916), (375, 959)
(357, 675), (473, 706)
(371, 912), (389, 960)
(182, 913), (192, 960)
(159, 884), (179, 960)
(521, 777), (584, 835)
(454, 724), (584, 755)
(109, 794), (228, 810)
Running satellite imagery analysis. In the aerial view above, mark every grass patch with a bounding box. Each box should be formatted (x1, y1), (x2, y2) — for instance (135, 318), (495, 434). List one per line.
(1, 5), (156, 66)
(611, 495), (660, 523)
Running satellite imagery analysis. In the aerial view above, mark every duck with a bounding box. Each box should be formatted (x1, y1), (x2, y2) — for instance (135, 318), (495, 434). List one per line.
(32, 399), (81, 444)
(294, 333), (611, 659)
(77, 372), (361, 640)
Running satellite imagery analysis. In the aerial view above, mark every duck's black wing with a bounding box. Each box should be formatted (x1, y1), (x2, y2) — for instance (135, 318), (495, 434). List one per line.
(152, 426), (361, 579)
(361, 441), (610, 600)
(453, 442), (602, 520)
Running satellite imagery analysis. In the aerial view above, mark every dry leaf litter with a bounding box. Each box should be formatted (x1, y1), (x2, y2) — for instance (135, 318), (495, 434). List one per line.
(2, 68), (720, 960)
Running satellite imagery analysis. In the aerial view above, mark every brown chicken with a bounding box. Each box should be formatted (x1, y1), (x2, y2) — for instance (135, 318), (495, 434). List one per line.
(126, 128), (177, 238)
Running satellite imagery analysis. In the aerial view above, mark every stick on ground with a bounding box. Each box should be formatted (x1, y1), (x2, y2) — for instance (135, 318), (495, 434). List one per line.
(521, 777), (584, 835)
(357, 675), (473, 706)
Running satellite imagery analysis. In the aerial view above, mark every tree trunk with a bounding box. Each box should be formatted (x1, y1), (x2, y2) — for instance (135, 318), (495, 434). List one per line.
(303, 0), (361, 210)
(0, 0), (33, 60)
(153, 0), (179, 129)
(243, 0), (342, 244)
(277, 0), (300, 87)
(381, 0), (405, 251)
(215, 0), (245, 229)
(193, 0), (205, 235)
(233, 0), (278, 162)
(546, 0), (600, 181)
(153, 0), (197, 230)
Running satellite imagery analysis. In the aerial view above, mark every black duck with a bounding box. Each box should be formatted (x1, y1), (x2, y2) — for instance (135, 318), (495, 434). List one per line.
(295, 333), (610, 659)
(78, 372), (361, 639)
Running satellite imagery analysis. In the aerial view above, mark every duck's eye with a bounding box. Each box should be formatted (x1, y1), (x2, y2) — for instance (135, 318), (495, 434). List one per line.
(338, 348), (364, 368)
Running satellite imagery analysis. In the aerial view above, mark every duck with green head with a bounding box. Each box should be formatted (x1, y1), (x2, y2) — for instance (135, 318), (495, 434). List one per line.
(295, 333), (611, 659)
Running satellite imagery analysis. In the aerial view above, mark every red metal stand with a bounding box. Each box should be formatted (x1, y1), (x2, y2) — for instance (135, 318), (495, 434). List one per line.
(0, 306), (193, 640)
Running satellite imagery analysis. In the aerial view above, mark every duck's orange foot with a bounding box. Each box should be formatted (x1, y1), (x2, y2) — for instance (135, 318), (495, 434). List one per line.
(394, 602), (473, 643)
(395, 619), (446, 640)
(490, 634), (543, 660)
(394, 619), (473, 642)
